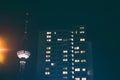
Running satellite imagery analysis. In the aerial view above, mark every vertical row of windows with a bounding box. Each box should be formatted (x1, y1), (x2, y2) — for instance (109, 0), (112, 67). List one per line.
(45, 28), (87, 79)
(45, 32), (51, 76)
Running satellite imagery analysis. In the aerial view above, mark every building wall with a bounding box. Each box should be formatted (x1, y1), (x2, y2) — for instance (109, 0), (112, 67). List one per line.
(37, 26), (93, 80)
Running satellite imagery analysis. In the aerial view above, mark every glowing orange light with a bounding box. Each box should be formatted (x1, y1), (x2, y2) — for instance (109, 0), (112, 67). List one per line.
(0, 52), (4, 64)
(0, 37), (7, 64)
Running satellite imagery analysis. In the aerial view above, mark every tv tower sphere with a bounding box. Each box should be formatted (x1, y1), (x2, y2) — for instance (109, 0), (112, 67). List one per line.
(17, 50), (30, 71)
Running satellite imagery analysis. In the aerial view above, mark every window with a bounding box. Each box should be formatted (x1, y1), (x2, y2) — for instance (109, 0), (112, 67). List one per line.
(46, 55), (50, 58)
(46, 39), (51, 42)
(72, 67), (74, 70)
(72, 76), (74, 79)
(63, 59), (68, 61)
(80, 50), (86, 54)
(57, 38), (62, 41)
(72, 71), (74, 74)
(71, 46), (74, 49)
(74, 47), (79, 50)
(45, 67), (49, 70)
(75, 68), (80, 71)
(80, 38), (85, 41)
(70, 38), (74, 41)
(63, 71), (68, 74)
(47, 32), (51, 34)
(82, 68), (86, 71)
(82, 77), (86, 80)
(46, 59), (50, 62)
(74, 51), (79, 54)
(80, 27), (84, 29)
(75, 60), (80, 62)
(45, 72), (50, 75)
(72, 58), (74, 61)
(75, 78), (80, 80)
(46, 35), (51, 38)
(71, 50), (74, 53)
(63, 50), (68, 53)
(63, 76), (68, 79)
(72, 62), (74, 65)
(54, 32), (56, 34)
(46, 51), (51, 54)
(71, 35), (74, 37)
(63, 55), (68, 57)
(71, 42), (74, 45)
(81, 59), (86, 63)
(75, 31), (78, 34)
(71, 31), (74, 33)
(63, 67), (68, 70)
(71, 54), (74, 57)
(46, 47), (51, 50)
(80, 31), (85, 34)
(51, 63), (55, 66)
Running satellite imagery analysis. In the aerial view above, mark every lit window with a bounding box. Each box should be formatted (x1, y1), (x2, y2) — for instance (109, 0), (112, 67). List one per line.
(71, 46), (74, 49)
(63, 71), (68, 74)
(46, 59), (50, 62)
(75, 60), (80, 62)
(63, 50), (68, 53)
(46, 35), (51, 38)
(46, 51), (51, 54)
(46, 39), (51, 42)
(75, 68), (80, 71)
(72, 58), (74, 61)
(45, 72), (50, 75)
(51, 63), (55, 66)
(82, 68), (86, 71)
(71, 50), (74, 53)
(63, 76), (68, 79)
(75, 78), (80, 80)
(80, 27), (84, 29)
(71, 35), (74, 37)
(45, 67), (49, 70)
(72, 62), (74, 65)
(57, 38), (62, 41)
(80, 31), (85, 34)
(63, 67), (68, 70)
(74, 51), (79, 54)
(46, 47), (51, 50)
(71, 54), (74, 57)
(80, 38), (85, 41)
(75, 31), (77, 34)
(46, 55), (50, 58)
(54, 32), (56, 34)
(70, 38), (74, 41)
(81, 59), (86, 63)
(72, 67), (74, 70)
(74, 47), (79, 50)
(47, 32), (51, 34)
(72, 71), (74, 74)
(82, 77), (86, 80)
(63, 55), (68, 57)
(72, 76), (74, 79)
(71, 42), (74, 45)
(80, 50), (86, 54)
(63, 59), (68, 61)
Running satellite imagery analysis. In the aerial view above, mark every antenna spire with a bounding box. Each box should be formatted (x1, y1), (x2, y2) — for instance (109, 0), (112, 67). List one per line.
(24, 12), (29, 35)
(23, 12), (30, 50)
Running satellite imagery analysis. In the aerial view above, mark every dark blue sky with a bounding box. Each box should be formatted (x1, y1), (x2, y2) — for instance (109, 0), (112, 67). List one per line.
(0, 0), (120, 80)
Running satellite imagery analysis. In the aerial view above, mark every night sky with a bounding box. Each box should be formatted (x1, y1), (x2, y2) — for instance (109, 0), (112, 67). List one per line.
(0, 1), (120, 80)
